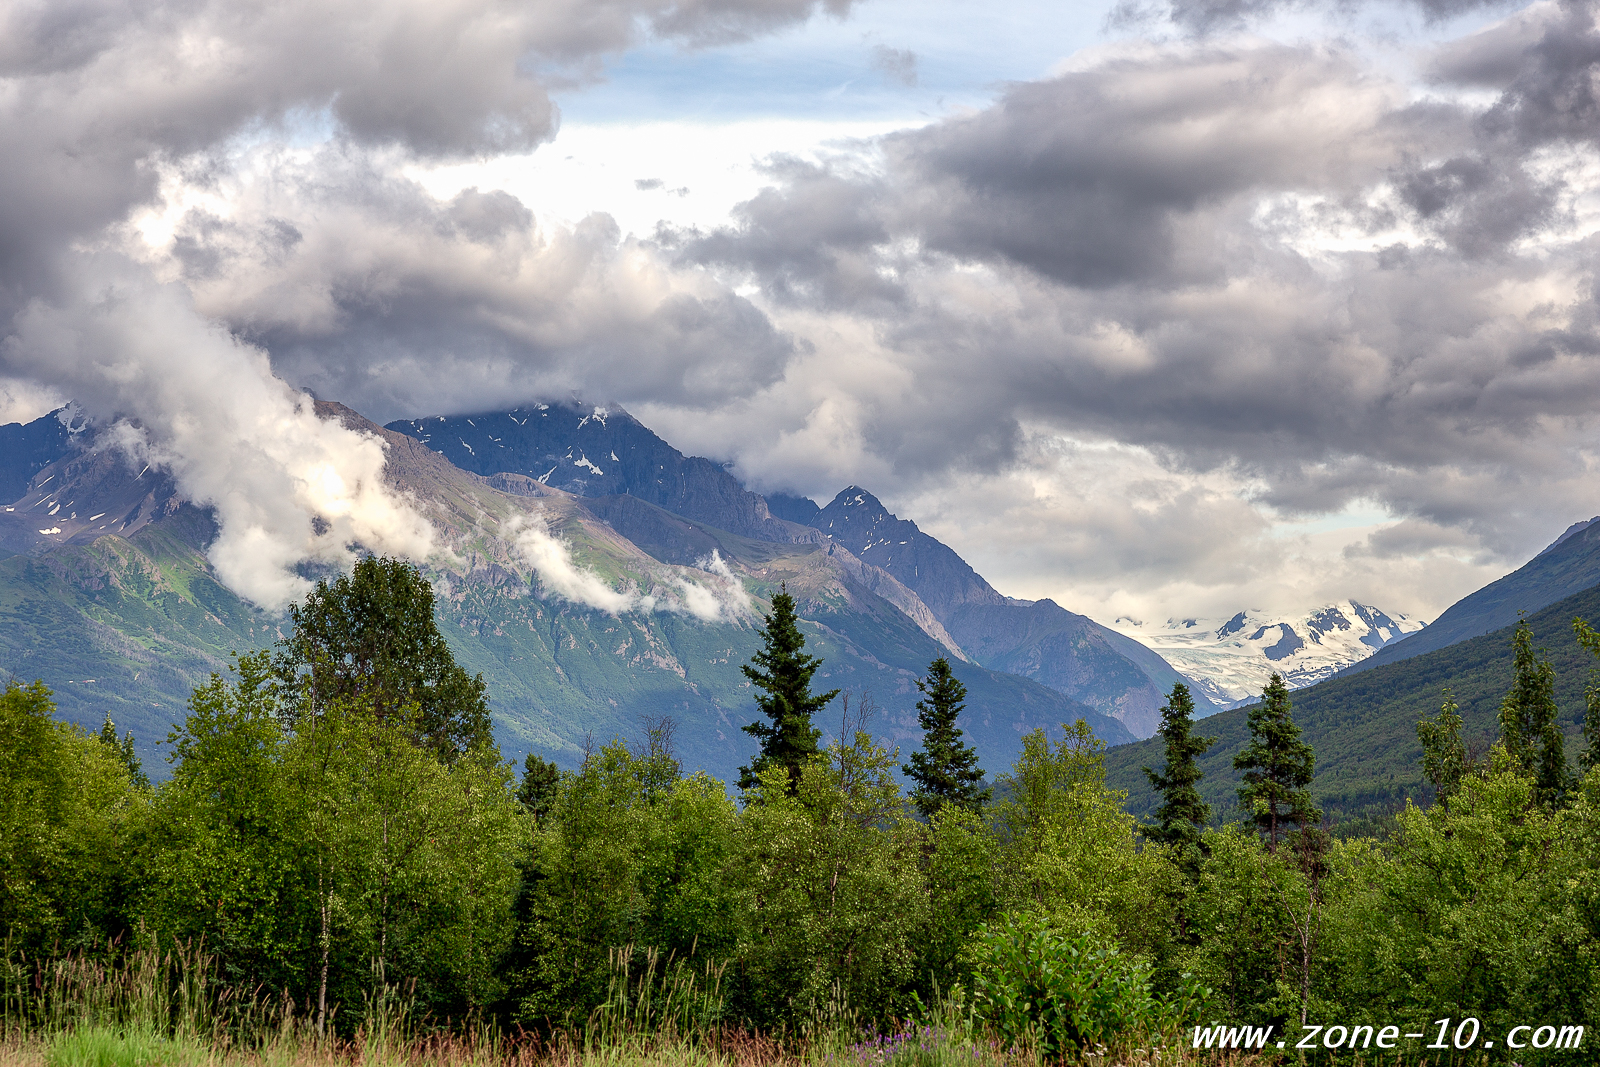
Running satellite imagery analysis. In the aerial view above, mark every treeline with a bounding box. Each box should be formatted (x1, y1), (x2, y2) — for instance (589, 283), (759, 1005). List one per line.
(4, 559), (1600, 1062)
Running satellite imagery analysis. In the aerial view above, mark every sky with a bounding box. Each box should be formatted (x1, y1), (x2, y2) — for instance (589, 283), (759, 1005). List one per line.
(1, 0), (1598, 625)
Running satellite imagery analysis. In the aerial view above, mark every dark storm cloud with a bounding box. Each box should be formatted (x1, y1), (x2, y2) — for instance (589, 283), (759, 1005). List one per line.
(0, 0), (851, 605)
(0, 0), (849, 407)
(1116, 0), (1515, 36)
(162, 148), (796, 422)
(678, 156), (903, 309)
(682, 14), (1600, 557)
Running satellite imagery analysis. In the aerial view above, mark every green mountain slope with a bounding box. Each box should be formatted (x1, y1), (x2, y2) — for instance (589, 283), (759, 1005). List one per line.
(1347, 519), (1600, 674)
(1105, 583), (1600, 823)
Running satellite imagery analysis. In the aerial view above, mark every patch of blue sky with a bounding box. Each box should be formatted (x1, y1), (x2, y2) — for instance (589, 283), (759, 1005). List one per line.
(554, 0), (1121, 126)
(1267, 502), (1397, 540)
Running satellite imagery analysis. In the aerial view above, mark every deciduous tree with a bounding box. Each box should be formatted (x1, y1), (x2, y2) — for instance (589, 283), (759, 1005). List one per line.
(275, 556), (492, 762)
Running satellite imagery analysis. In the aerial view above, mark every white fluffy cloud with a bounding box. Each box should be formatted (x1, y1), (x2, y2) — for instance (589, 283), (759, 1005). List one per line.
(3, 264), (435, 608)
(509, 513), (752, 620)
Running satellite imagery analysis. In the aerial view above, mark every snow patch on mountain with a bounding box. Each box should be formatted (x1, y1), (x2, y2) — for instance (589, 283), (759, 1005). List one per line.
(1112, 601), (1426, 708)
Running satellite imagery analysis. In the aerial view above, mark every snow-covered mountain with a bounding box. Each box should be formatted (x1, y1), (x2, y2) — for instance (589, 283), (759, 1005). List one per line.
(1113, 601), (1426, 709)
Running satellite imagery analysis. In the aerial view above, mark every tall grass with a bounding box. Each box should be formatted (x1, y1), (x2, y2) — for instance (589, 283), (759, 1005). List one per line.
(0, 943), (1313, 1067)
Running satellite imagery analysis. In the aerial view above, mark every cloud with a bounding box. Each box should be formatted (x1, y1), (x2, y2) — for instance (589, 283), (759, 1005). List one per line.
(508, 513), (753, 620)
(1112, 0), (1517, 36)
(3, 262), (434, 609)
(644, 13), (1600, 621)
(869, 44), (918, 86)
(0, 0), (847, 605)
(131, 144), (796, 424)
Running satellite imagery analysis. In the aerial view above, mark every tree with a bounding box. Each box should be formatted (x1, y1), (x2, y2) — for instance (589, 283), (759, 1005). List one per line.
(1499, 619), (1567, 804)
(98, 712), (150, 790)
(1, 681), (138, 952)
(1233, 674), (1319, 852)
(275, 555), (492, 761)
(1417, 688), (1469, 811)
(1141, 683), (1215, 870)
(517, 752), (561, 823)
(903, 657), (989, 819)
(737, 585), (838, 793)
(1571, 617), (1600, 774)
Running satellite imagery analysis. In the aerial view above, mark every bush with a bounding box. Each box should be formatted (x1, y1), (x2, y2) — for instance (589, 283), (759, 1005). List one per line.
(966, 913), (1159, 1057)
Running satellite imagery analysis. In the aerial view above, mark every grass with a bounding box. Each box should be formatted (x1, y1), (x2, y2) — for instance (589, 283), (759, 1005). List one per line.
(4, 945), (1477, 1067)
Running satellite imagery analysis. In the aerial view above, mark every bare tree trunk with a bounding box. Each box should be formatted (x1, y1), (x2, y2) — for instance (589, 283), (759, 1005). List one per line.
(318, 863), (331, 1039)
(380, 811), (389, 990)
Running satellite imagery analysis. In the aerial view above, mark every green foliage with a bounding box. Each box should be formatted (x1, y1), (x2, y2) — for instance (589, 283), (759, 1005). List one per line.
(992, 723), (1180, 965)
(1572, 616), (1600, 773)
(505, 738), (742, 1024)
(902, 658), (989, 820)
(915, 806), (1001, 998)
(275, 555), (492, 762)
(134, 649), (524, 1030)
(1500, 618), (1569, 804)
(1141, 683), (1214, 871)
(516, 752), (562, 823)
(139, 652), (299, 984)
(0, 680), (140, 953)
(97, 715), (150, 791)
(966, 913), (1160, 1057)
(1317, 766), (1600, 1055)
(738, 587), (839, 793)
(1233, 674), (1319, 851)
(1417, 688), (1470, 811)
(736, 732), (928, 1026)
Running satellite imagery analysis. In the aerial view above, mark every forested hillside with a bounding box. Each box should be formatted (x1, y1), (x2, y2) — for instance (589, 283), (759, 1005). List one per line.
(1107, 583), (1600, 822)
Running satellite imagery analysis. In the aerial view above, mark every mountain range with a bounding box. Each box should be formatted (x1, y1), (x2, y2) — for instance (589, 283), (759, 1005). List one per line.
(15, 393), (1600, 804)
(381, 406), (1217, 737)
(1115, 602), (1425, 708)
(0, 400), (1195, 784)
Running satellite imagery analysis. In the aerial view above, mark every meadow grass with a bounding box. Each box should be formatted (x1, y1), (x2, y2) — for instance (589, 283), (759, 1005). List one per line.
(2, 945), (1475, 1067)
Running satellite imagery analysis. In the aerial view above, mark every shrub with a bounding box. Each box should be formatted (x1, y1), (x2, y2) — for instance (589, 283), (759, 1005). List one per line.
(966, 913), (1158, 1057)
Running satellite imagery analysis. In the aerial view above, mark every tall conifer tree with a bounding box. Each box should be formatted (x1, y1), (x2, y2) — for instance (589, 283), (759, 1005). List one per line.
(1141, 683), (1214, 869)
(903, 657), (990, 818)
(738, 585), (839, 793)
(1499, 619), (1567, 803)
(1234, 673), (1319, 852)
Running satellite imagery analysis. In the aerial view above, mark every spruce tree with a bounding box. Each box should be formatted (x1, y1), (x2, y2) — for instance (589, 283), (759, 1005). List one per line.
(1141, 683), (1214, 869)
(517, 752), (561, 823)
(1499, 619), (1567, 803)
(1233, 673), (1319, 852)
(1417, 689), (1469, 811)
(738, 585), (839, 793)
(903, 657), (990, 819)
(97, 712), (150, 789)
